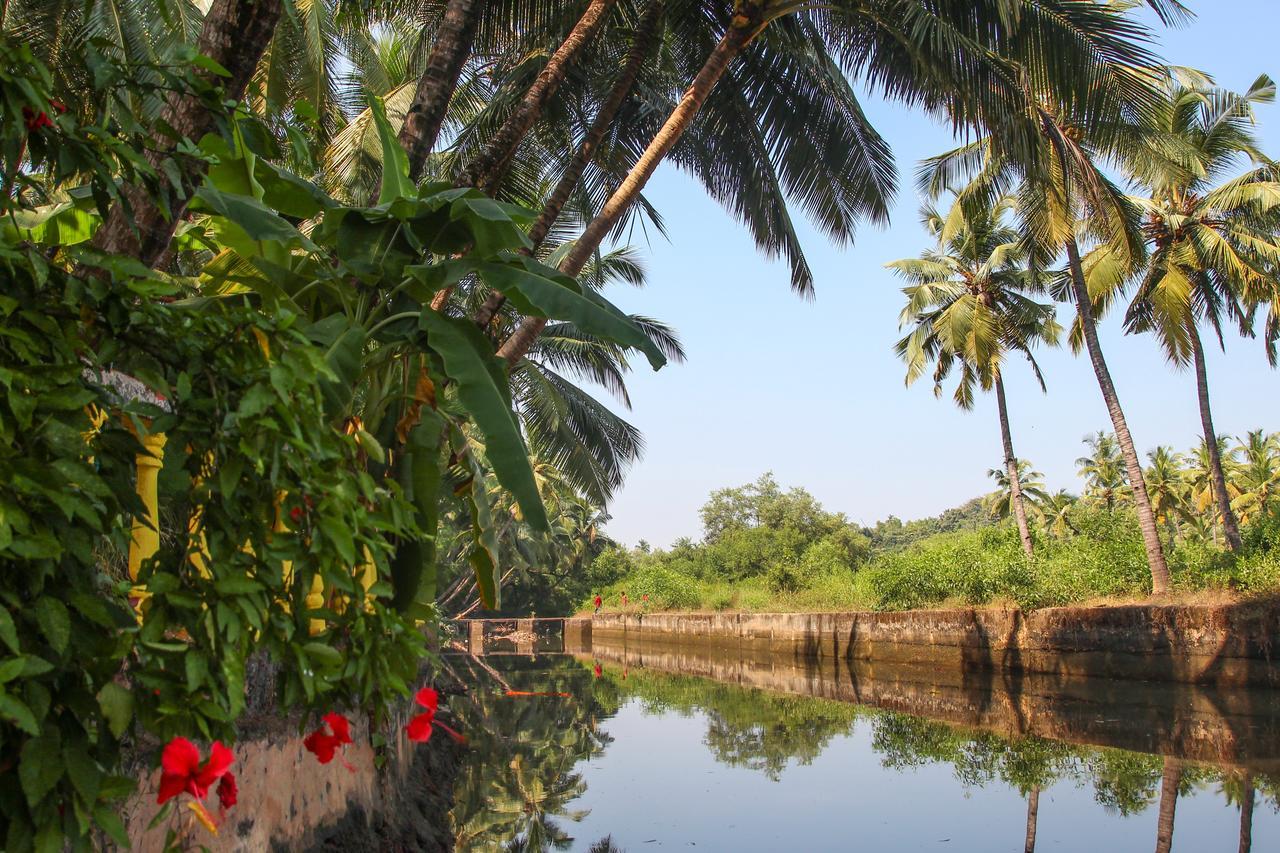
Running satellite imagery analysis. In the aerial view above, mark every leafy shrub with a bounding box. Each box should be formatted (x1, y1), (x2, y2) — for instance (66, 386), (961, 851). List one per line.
(623, 566), (702, 610)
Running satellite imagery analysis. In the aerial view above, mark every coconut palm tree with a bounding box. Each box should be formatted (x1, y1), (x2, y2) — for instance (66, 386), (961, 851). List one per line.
(497, 0), (1187, 365)
(1186, 435), (1240, 541)
(1145, 445), (1188, 547)
(1232, 429), (1280, 525)
(986, 460), (1050, 527)
(1076, 432), (1130, 512)
(1042, 490), (1080, 539)
(892, 194), (1060, 557)
(1115, 71), (1280, 552)
(1154, 757), (1184, 853)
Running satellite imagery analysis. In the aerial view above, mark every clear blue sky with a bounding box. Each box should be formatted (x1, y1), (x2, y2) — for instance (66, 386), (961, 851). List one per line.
(596, 1), (1280, 548)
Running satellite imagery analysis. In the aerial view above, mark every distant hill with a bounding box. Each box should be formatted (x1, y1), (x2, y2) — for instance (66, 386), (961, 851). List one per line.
(862, 497), (994, 553)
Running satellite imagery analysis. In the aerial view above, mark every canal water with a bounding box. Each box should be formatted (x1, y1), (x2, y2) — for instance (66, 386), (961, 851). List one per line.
(442, 649), (1280, 852)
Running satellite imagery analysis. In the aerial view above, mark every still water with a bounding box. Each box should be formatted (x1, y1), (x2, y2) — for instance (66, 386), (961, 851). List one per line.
(443, 645), (1280, 852)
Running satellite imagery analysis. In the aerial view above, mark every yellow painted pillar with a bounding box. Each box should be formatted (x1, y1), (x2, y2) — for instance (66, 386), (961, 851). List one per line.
(186, 452), (215, 580)
(358, 546), (377, 612)
(127, 430), (166, 610)
(306, 575), (326, 636)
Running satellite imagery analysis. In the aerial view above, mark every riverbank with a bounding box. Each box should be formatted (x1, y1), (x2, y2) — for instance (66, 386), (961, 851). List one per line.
(587, 599), (1280, 689)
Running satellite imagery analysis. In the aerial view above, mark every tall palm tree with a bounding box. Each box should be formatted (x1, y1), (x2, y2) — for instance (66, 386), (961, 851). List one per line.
(497, 0), (1187, 365)
(1076, 432), (1130, 511)
(1115, 71), (1280, 552)
(892, 195), (1060, 557)
(1154, 757), (1184, 853)
(923, 107), (1177, 590)
(1232, 430), (1280, 525)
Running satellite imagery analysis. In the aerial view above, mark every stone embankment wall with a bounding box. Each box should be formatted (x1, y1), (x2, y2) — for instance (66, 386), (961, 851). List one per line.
(589, 602), (1280, 688)
(583, 638), (1280, 771)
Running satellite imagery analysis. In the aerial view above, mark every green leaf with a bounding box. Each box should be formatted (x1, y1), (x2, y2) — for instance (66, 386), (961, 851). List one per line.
(213, 577), (264, 595)
(0, 657), (24, 683)
(255, 158), (337, 219)
(418, 311), (548, 531)
(93, 805), (130, 848)
(306, 316), (368, 418)
(62, 746), (102, 806)
(479, 259), (667, 370)
(184, 650), (209, 691)
(97, 682), (134, 738)
(192, 184), (316, 259)
(369, 96), (412, 205)
(0, 692), (40, 735)
(465, 479), (501, 611)
(0, 608), (18, 653)
(391, 416), (444, 611)
(33, 598), (70, 655)
(19, 728), (62, 807)
(302, 642), (342, 668)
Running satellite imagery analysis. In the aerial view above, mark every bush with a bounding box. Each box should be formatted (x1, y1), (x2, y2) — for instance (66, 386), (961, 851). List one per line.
(622, 566), (702, 610)
(860, 525), (1029, 610)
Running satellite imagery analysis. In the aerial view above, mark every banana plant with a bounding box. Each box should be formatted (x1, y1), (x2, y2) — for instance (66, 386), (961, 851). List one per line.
(188, 96), (667, 614)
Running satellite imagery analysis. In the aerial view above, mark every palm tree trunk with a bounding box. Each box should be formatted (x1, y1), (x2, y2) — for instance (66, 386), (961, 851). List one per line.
(997, 375), (1035, 558)
(497, 3), (766, 365)
(1190, 322), (1243, 551)
(1239, 775), (1254, 853)
(455, 0), (619, 193)
(1024, 785), (1040, 853)
(1154, 757), (1182, 853)
(472, 0), (664, 330)
(399, 0), (483, 183)
(1065, 238), (1171, 594)
(90, 0), (283, 267)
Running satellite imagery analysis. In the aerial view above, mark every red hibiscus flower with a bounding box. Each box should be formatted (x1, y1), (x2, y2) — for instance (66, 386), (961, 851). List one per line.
(216, 772), (238, 809)
(303, 712), (353, 765)
(406, 687), (466, 745)
(289, 506), (304, 524)
(592, 663), (602, 678)
(21, 106), (53, 131)
(406, 687), (438, 742)
(156, 738), (234, 805)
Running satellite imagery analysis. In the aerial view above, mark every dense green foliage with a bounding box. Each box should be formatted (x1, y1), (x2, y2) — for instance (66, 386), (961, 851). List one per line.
(0, 34), (664, 847)
(594, 448), (1280, 613)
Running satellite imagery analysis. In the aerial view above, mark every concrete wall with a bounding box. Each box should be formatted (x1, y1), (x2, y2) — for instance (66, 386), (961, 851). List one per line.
(591, 601), (1280, 688)
(118, 665), (462, 852)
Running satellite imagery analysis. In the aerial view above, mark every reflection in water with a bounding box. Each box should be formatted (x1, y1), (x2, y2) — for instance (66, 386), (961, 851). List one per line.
(445, 657), (611, 851)
(445, 651), (1280, 851)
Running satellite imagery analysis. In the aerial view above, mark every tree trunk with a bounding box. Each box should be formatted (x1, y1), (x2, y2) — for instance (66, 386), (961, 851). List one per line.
(455, 0), (619, 193)
(1154, 757), (1182, 853)
(997, 374), (1035, 558)
(1024, 785), (1040, 853)
(1239, 775), (1254, 853)
(1065, 238), (1171, 594)
(90, 0), (283, 267)
(472, 0), (663, 330)
(497, 3), (765, 365)
(399, 0), (483, 183)
(1190, 321), (1243, 551)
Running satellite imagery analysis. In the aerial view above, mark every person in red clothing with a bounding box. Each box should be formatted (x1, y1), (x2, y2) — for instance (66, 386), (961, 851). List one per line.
(593, 593), (602, 613)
